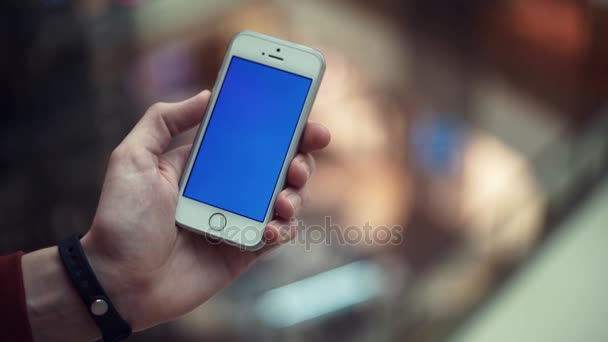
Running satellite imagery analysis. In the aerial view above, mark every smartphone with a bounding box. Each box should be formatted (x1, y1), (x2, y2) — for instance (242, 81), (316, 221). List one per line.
(175, 31), (325, 250)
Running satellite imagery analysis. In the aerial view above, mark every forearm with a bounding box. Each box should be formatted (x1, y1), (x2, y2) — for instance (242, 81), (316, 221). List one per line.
(22, 246), (100, 342)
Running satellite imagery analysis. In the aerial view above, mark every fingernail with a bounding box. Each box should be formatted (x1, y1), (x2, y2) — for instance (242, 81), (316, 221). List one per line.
(288, 193), (301, 210)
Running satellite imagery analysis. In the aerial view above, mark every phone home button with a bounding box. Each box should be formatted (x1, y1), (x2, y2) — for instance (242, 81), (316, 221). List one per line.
(209, 213), (227, 231)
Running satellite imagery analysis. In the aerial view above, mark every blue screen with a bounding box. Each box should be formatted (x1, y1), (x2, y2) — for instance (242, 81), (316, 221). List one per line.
(184, 56), (312, 222)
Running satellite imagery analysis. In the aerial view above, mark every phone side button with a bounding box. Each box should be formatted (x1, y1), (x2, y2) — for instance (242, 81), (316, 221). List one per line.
(209, 213), (227, 231)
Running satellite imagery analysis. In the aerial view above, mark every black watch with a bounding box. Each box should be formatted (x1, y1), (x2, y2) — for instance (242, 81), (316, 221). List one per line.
(58, 234), (132, 342)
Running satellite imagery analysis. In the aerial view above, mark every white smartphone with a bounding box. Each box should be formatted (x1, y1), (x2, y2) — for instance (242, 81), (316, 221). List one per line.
(175, 31), (325, 250)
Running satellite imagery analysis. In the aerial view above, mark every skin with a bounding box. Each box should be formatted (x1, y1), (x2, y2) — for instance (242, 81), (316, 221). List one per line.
(21, 90), (331, 341)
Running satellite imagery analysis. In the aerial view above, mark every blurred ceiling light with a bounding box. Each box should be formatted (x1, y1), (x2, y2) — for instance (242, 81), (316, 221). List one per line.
(255, 261), (384, 328)
(460, 132), (545, 261)
(310, 52), (395, 160)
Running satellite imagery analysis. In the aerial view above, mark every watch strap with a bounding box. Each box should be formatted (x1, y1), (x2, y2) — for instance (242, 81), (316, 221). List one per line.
(58, 234), (132, 342)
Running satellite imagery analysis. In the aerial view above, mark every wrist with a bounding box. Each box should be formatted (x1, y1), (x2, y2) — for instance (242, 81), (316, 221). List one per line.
(80, 233), (150, 331)
(79, 234), (136, 329)
(22, 247), (100, 342)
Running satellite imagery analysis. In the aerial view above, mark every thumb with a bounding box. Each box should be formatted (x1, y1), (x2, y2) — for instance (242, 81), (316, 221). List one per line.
(123, 90), (210, 155)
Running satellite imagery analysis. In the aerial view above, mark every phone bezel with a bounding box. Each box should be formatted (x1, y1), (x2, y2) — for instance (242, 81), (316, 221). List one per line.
(175, 31), (325, 250)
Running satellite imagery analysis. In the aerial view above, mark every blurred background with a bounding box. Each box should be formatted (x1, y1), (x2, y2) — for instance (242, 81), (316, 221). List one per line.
(1, 0), (607, 341)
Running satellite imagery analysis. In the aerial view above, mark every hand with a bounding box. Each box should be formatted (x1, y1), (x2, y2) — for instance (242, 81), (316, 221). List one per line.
(79, 90), (330, 331)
